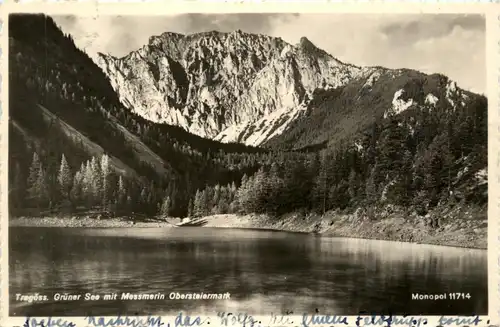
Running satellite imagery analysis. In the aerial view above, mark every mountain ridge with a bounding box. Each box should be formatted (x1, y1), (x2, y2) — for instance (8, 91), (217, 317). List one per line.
(9, 14), (487, 228)
(263, 68), (476, 151)
(96, 29), (371, 146)
(9, 14), (270, 217)
(96, 28), (479, 148)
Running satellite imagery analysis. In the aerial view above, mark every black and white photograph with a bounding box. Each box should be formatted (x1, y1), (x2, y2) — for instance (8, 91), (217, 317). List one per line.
(8, 12), (488, 317)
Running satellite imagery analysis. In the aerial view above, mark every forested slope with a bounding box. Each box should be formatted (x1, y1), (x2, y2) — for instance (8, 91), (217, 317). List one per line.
(9, 14), (487, 225)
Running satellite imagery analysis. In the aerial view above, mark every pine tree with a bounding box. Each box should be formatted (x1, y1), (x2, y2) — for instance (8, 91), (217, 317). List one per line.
(281, 159), (310, 211)
(201, 188), (211, 216)
(312, 152), (330, 214)
(160, 195), (171, 217)
(140, 187), (148, 206)
(399, 150), (414, 205)
(234, 174), (249, 213)
(230, 181), (237, 202)
(57, 154), (73, 204)
(212, 184), (221, 214)
(126, 195), (132, 212)
(237, 173), (255, 213)
(36, 163), (48, 208)
(378, 120), (407, 179)
(252, 168), (268, 212)
(90, 156), (102, 206)
(193, 190), (203, 217)
(71, 170), (83, 207)
(204, 186), (214, 214)
(27, 152), (47, 208)
(365, 166), (378, 204)
(348, 169), (360, 201)
(147, 182), (157, 212)
(100, 154), (111, 209)
(333, 179), (350, 209)
(218, 186), (230, 214)
(82, 160), (93, 206)
(116, 175), (126, 208)
(263, 164), (285, 214)
(187, 199), (194, 217)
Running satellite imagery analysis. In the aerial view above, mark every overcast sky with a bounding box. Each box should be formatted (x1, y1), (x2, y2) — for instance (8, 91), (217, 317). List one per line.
(53, 13), (485, 94)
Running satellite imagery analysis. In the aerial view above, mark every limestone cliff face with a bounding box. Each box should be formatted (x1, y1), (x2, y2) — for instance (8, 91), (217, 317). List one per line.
(97, 30), (474, 147)
(96, 31), (370, 146)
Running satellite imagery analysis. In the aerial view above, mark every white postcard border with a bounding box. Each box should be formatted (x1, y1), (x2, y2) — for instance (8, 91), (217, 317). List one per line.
(1, 2), (498, 327)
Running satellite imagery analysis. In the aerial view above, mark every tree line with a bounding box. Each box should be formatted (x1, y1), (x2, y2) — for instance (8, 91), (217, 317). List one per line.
(8, 14), (488, 220)
(192, 99), (487, 218)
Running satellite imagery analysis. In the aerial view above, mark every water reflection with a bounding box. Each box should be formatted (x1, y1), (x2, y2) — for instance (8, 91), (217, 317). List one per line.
(9, 227), (487, 316)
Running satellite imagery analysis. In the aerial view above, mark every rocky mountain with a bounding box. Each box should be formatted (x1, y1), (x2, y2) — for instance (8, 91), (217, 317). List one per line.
(96, 31), (371, 146)
(8, 14), (268, 217)
(97, 29), (481, 149)
(264, 68), (477, 151)
(9, 14), (487, 222)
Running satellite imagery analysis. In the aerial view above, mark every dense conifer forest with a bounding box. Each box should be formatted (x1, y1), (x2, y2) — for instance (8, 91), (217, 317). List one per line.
(9, 14), (487, 222)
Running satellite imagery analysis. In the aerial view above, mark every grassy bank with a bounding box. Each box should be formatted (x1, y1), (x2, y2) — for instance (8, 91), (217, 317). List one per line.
(9, 204), (487, 249)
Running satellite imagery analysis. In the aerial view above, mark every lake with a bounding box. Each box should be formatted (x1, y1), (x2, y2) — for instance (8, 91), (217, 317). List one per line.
(9, 227), (487, 316)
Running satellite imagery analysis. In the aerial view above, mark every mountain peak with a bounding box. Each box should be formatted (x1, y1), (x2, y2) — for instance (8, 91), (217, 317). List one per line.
(299, 36), (315, 48)
(297, 36), (330, 58)
(96, 29), (367, 146)
(96, 52), (116, 62)
(147, 32), (187, 54)
(149, 31), (185, 44)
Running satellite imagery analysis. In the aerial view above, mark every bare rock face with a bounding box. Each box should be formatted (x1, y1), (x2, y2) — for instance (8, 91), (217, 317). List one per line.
(97, 31), (474, 147)
(96, 31), (370, 146)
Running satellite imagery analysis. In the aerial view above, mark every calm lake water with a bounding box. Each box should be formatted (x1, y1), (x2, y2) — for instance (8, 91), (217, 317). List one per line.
(10, 227), (487, 316)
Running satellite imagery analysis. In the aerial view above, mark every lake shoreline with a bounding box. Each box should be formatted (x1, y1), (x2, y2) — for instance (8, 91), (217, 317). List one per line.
(9, 215), (178, 228)
(198, 205), (487, 250)
(9, 204), (487, 250)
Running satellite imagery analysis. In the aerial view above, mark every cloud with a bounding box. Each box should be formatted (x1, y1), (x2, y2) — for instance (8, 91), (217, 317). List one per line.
(52, 13), (485, 94)
(410, 24), (485, 93)
(376, 15), (485, 93)
(379, 14), (485, 46)
(265, 14), (485, 93)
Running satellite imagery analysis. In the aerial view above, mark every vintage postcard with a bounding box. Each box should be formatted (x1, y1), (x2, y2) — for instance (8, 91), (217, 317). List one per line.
(1, 2), (499, 327)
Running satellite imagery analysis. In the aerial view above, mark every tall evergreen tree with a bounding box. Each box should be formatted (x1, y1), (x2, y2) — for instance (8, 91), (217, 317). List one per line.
(218, 186), (230, 214)
(312, 152), (330, 214)
(379, 125), (405, 174)
(348, 169), (361, 202)
(100, 154), (111, 209)
(212, 184), (221, 214)
(71, 169), (83, 207)
(27, 152), (47, 208)
(160, 195), (171, 217)
(365, 165), (379, 204)
(193, 190), (204, 217)
(57, 154), (73, 204)
(399, 149), (414, 205)
(201, 188), (212, 216)
(90, 156), (103, 206)
(82, 160), (93, 206)
(116, 175), (127, 208)
(140, 186), (148, 207)
(187, 199), (194, 217)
